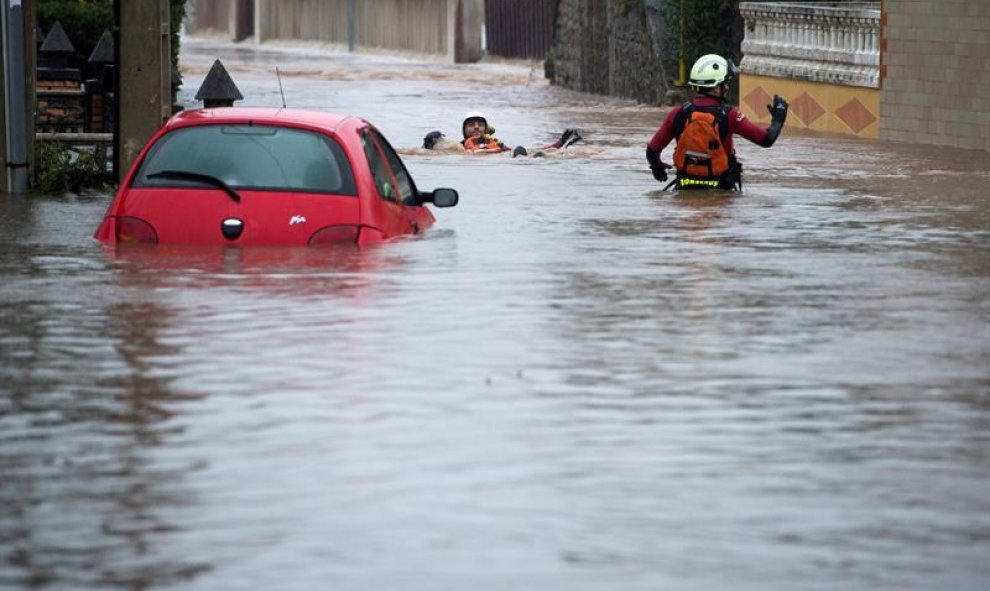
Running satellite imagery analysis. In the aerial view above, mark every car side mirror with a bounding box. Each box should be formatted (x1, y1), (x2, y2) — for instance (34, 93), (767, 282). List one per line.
(419, 187), (458, 207)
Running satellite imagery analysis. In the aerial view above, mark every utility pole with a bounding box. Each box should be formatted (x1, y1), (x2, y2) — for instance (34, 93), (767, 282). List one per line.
(2, 0), (31, 193)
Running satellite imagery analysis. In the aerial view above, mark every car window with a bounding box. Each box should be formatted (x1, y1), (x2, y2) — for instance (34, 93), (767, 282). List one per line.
(361, 132), (398, 203)
(366, 129), (417, 205)
(132, 124), (357, 195)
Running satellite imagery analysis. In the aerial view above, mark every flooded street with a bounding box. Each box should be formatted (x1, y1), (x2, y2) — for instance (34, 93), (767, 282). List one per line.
(2, 37), (989, 590)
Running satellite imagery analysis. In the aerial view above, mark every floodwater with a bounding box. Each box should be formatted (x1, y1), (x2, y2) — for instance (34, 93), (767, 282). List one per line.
(2, 37), (989, 591)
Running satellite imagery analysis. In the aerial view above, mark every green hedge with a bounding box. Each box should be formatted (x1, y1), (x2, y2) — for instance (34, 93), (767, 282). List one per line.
(32, 140), (109, 195)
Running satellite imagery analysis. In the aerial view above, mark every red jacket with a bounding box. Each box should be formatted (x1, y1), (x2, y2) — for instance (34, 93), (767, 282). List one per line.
(647, 96), (769, 157)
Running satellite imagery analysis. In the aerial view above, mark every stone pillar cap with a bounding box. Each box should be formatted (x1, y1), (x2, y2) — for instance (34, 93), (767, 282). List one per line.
(40, 21), (75, 54)
(195, 59), (244, 103)
(88, 30), (114, 64)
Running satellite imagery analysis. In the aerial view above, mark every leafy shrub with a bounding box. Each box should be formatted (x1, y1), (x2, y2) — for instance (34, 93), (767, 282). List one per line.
(33, 140), (109, 195)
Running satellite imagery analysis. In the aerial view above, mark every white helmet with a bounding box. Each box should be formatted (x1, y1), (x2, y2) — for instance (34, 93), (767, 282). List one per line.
(462, 111), (490, 137)
(689, 54), (739, 88)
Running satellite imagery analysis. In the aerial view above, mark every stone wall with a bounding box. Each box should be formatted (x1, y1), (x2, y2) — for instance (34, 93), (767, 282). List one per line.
(880, 0), (990, 151)
(548, 0), (669, 105)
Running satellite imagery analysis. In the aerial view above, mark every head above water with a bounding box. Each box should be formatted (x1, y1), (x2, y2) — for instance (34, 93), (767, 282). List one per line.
(462, 111), (494, 138)
(689, 54), (739, 95)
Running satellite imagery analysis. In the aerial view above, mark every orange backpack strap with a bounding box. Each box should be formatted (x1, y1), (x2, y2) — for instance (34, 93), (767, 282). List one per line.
(672, 101), (693, 138)
(673, 101), (729, 142)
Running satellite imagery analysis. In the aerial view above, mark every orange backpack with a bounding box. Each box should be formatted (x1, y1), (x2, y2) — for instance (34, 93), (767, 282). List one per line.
(673, 103), (730, 180)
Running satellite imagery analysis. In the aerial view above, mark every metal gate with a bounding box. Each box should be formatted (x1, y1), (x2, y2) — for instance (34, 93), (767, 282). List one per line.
(484, 0), (555, 60)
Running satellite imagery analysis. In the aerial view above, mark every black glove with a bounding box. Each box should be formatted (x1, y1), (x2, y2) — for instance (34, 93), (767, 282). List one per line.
(651, 161), (672, 182)
(761, 95), (789, 147)
(423, 130), (444, 149)
(767, 95), (788, 123)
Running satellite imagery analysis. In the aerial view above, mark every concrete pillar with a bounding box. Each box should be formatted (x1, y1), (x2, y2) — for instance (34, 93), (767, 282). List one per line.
(24, 0), (34, 184)
(2, 2), (10, 192)
(2, 0), (35, 193)
(231, 0), (254, 42)
(116, 0), (171, 181)
(254, 0), (267, 44)
(449, 0), (484, 63)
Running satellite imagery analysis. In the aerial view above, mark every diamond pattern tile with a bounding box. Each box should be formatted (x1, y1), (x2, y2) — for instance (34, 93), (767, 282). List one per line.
(743, 86), (772, 119)
(835, 97), (877, 133)
(791, 92), (826, 126)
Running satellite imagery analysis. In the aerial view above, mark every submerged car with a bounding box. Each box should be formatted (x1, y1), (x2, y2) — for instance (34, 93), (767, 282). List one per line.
(94, 108), (458, 246)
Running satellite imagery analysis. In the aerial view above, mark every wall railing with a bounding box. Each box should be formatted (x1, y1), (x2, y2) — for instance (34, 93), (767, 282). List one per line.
(739, 2), (881, 88)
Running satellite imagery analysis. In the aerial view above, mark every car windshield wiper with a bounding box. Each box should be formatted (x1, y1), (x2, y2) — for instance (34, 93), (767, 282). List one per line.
(147, 170), (241, 203)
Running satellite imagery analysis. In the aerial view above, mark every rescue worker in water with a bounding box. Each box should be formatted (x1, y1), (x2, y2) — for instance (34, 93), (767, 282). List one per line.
(423, 112), (582, 157)
(646, 54), (789, 190)
(460, 111), (510, 153)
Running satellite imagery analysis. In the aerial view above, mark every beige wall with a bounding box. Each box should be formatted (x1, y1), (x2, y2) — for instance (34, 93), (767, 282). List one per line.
(252, 0), (482, 61)
(185, 0), (232, 36)
(185, 1), (483, 62)
(881, 0), (990, 151)
(739, 2), (881, 139)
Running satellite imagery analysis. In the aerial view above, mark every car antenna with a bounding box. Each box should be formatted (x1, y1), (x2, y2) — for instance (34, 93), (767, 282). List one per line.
(275, 67), (287, 108)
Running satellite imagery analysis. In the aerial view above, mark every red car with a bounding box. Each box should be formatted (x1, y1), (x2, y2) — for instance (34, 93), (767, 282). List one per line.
(94, 108), (458, 246)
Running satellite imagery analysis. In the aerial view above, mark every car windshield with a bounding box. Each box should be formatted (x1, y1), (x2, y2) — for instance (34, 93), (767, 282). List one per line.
(132, 124), (357, 195)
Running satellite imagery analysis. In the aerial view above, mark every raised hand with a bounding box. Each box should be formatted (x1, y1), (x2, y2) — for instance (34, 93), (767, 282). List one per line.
(767, 95), (788, 122)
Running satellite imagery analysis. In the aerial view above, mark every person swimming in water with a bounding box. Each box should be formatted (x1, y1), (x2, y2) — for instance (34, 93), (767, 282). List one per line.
(423, 112), (582, 157)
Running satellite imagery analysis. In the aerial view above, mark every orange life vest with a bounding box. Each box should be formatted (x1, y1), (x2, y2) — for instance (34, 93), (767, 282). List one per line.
(463, 134), (506, 154)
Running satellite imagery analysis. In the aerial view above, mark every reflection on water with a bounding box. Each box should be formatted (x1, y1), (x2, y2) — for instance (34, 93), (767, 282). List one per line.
(1, 38), (989, 591)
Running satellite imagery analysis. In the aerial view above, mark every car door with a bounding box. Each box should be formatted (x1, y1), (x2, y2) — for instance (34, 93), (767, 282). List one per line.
(362, 128), (436, 235)
(359, 128), (418, 238)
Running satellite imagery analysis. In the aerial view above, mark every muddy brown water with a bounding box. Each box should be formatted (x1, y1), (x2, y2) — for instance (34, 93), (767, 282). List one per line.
(1, 38), (989, 590)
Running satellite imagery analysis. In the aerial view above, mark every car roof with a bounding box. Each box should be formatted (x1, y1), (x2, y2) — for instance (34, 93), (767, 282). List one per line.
(163, 107), (363, 133)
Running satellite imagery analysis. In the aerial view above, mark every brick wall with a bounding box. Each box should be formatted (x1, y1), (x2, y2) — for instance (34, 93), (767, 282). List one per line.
(881, 0), (990, 151)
